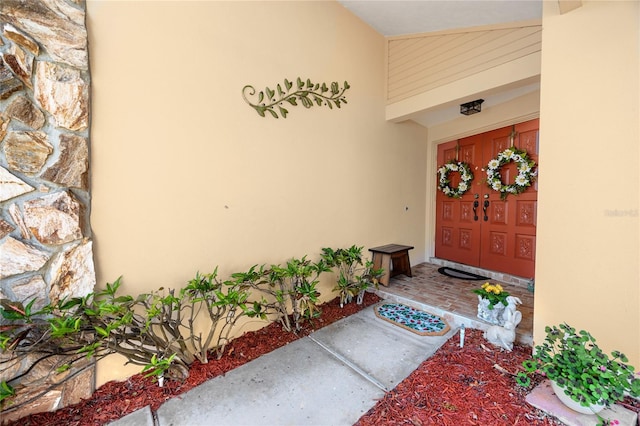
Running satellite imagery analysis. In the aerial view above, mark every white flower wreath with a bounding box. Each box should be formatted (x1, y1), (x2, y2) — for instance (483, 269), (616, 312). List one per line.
(437, 161), (474, 198)
(486, 147), (537, 200)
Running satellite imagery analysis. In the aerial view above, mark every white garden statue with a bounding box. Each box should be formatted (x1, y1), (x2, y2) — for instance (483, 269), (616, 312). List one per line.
(484, 296), (522, 351)
(503, 296), (522, 322)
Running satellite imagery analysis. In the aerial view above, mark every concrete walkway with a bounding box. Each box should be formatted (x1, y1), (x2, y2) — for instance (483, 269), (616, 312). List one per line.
(109, 302), (456, 426)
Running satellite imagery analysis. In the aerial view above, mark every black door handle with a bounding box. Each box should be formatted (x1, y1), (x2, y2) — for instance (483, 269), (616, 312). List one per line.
(483, 200), (489, 221)
(473, 200), (479, 221)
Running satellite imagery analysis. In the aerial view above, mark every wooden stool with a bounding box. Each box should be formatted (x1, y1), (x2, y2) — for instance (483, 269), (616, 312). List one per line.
(369, 244), (414, 286)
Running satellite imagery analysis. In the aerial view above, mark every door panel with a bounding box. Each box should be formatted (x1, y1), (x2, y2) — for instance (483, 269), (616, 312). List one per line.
(435, 119), (539, 278)
(480, 120), (538, 277)
(435, 136), (482, 266)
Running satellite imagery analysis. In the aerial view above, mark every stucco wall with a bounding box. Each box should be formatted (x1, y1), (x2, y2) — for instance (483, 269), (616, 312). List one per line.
(536, 1), (639, 368)
(87, 0), (640, 385)
(87, 1), (428, 384)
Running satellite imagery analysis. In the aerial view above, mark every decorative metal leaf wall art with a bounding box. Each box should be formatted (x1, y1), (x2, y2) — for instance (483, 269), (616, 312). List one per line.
(242, 78), (350, 118)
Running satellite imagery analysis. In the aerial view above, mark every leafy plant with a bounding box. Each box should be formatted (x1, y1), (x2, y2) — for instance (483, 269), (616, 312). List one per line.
(0, 246), (366, 413)
(516, 323), (640, 409)
(142, 353), (177, 384)
(242, 77), (350, 118)
(321, 246), (384, 307)
(177, 269), (263, 362)
(233, 256), (330, 332)
(0, 380), (15, 405)
(0, 271), (258, 411)
(472, 282), (509, 310)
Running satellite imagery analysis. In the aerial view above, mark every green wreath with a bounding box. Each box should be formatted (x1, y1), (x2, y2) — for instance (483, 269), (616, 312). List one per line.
(486, 147), (537, 200)
(437, 161), (474, 198)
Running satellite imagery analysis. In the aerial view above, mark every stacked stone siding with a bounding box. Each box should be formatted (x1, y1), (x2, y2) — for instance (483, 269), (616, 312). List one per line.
(0, 0), (94, 421)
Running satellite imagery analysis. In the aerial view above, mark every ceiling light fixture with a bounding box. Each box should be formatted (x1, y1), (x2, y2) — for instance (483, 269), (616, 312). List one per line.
(460, 99), (484, 115)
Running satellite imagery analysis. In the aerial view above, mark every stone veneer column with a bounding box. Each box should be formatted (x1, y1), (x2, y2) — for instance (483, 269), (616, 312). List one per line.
(0, 0), (95, 421)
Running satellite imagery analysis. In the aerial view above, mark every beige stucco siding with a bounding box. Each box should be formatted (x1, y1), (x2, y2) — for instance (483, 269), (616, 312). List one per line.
(87, 1), (429, 384)
(536, 0), (639, 367)
(87, 0), (639, 384)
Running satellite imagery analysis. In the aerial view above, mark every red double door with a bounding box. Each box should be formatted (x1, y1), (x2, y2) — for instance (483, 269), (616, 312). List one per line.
(435, 119), (539, 278)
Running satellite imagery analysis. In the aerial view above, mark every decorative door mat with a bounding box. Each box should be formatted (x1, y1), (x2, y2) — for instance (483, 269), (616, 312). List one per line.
(374, 303), (450, 336)
(437, 266), (487, 281)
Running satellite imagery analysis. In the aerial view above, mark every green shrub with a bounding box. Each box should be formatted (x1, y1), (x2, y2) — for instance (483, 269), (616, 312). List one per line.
(0, 246), (367, 411)
(231, 256), (330, 332)
(321, 245), (383, 307)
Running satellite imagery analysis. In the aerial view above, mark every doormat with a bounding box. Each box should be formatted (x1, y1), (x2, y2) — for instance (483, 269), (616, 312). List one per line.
(437, 266), (488, 281)
(374, 303), (450, 336)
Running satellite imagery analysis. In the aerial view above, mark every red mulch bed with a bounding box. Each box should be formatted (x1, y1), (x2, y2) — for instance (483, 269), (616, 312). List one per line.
(356, 328), (640, 426)
(9, 293), (640, 425)
(356, 327), (560, 426)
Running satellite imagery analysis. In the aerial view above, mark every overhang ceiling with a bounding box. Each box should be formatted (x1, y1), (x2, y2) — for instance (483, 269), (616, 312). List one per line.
(336, 0), (543, 127)
(337, 0), (542, 37)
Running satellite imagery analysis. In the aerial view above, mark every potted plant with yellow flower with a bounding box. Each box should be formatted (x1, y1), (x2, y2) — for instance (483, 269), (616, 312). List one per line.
(472, 282), (510, 325)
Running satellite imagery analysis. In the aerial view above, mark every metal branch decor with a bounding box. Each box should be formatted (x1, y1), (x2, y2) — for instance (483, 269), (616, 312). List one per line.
(242, 78), (350, 118)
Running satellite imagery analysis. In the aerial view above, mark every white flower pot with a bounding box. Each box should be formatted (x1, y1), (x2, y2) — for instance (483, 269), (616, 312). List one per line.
(550, 380), (605, 415)
(476, 296), (506, 325)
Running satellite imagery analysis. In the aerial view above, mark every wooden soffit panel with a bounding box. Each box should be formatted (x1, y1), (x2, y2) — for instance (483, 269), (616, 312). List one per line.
(387, 20), (542, 104)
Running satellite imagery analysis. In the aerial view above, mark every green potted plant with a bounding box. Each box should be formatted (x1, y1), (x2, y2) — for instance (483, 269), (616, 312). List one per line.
(516, 323), (640, 415)
(320, 245), (384, 308)
(472, 282), (510, 325)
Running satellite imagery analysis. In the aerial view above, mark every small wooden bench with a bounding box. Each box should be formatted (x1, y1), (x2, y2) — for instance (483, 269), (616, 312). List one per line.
(369, 244), (414, 286)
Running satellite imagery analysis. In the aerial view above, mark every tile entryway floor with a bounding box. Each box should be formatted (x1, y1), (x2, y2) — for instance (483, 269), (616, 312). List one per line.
(374, 261), (535, 346)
